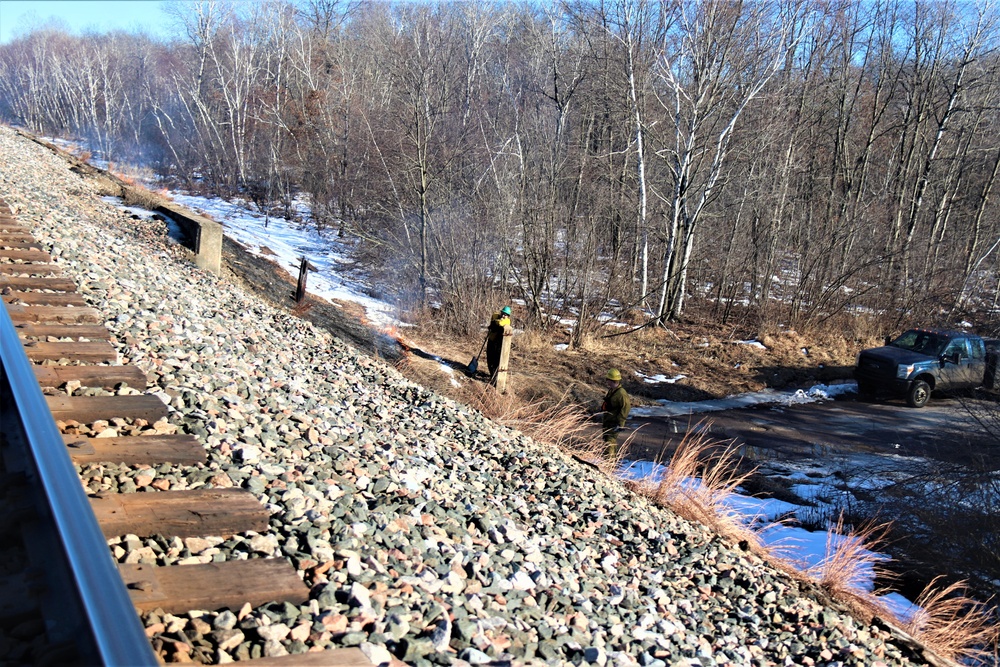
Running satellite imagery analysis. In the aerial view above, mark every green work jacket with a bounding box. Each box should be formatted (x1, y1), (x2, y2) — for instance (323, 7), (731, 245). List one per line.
(602, 385), (630, 431)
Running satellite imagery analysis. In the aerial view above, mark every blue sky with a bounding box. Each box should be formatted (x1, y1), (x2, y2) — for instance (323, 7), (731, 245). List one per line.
(0, 1), (175, 43)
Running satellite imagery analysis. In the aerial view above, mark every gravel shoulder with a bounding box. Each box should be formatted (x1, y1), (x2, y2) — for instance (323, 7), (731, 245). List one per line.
(0, 125), (945, 666)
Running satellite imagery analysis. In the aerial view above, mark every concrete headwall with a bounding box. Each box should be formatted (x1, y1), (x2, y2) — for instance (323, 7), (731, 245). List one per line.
(154, 203), (223, 275)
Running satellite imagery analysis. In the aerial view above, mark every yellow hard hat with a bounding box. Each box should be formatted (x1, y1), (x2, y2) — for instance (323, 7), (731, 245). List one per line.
(606, 369), (621, 381)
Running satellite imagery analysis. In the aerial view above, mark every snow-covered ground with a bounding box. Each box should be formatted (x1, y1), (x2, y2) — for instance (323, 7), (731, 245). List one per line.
(168, 193), (400, 328)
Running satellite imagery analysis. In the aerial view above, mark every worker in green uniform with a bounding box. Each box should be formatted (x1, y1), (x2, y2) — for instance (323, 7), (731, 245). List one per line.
(601, 368), (630, 459)
(486, 306), (513, 380)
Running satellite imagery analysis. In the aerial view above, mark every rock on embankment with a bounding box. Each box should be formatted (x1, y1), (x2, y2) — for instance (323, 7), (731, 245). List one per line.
(0, 125), (935, 666)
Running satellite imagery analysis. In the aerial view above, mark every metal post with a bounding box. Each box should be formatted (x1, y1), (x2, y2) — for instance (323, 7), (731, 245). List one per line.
(295, 256), (309, 303)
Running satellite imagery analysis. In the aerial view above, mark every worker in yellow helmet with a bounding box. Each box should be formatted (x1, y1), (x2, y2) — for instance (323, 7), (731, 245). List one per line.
(601, 368), (630, 459)
(486, 306), (513, 380)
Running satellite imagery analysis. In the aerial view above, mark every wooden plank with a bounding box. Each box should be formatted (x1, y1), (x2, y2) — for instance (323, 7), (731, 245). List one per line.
(3, 292), (88, 307)
(249, 649), (373, 666)
(0, 240), (43, 250)
(6, 304), (101, 323)
(34, 365), (147, 389)
(23, 340), (117, 363)
(16, 323), (111, 339)
(45, 394), (167, 422)
(92, 489), (270, 539)
(0, 224), (29, 234)
(0, 276), (77, 291)
(0, 264), (62, 276)
(0, 233), (34, 242)
(63, 434), (206, 465)
(0, 249), (50, 263)
(119, 559), (309, 614)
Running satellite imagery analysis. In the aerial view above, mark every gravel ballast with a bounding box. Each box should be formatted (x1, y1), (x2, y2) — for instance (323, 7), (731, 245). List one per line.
(0, 126), (937, 666)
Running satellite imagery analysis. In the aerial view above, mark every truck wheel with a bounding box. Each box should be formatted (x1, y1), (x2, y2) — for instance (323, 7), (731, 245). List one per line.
(907, 380), (931, 408)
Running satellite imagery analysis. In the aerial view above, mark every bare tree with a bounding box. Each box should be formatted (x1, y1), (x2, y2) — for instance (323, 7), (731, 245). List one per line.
(649, 0), (804, 322)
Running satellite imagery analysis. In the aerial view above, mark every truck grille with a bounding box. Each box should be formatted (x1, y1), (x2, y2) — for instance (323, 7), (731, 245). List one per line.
(858, 356), (893, 377)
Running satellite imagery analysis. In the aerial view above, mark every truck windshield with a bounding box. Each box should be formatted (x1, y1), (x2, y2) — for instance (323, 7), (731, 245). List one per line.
(890, 330), (947, 356)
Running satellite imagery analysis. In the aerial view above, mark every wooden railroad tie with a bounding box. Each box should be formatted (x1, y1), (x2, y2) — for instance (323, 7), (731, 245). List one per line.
(23, 340), (118, 363)
(90, 488), (271, 539)
(0, 239), (44, 250)
(3, 291), (89, 307)
(0, 202), (373, 666)
(63, 434), (206, 466)
(35, 364), (147, 390)
(0, 577), (32, 619)
(46, 394), (169, 423)
(1, 275), (79, 291)
(0, 232), (36, 242)
(0, 263), (63, 276)
(16, 322), (112, 339)
(119, 560), (309, 613)
(0, 248), (51, 263)
(248, 650), (372, 666)
(7, 303), (101, 323)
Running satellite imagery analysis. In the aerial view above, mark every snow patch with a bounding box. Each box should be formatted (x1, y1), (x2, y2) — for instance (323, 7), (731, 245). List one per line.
(635, 372), (686, 385)
(631, 382), (856, 418)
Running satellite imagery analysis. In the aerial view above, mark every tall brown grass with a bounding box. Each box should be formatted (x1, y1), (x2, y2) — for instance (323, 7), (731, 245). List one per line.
(627, 427), (764, 550)
(465, 385), (604, 456)
(804, 513), (893, 619)
(904, 578), (999, 664)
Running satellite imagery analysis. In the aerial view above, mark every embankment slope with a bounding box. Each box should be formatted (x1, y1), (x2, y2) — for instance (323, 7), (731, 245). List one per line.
(0, 125), (942, 666)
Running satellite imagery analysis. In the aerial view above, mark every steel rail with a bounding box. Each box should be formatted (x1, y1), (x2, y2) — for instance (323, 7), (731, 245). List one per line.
(0, 304), (156, 665)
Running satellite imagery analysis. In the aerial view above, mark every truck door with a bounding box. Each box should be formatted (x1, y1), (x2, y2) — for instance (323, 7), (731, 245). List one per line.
(941, 339), (977, 388)
(968, 337), (987, 386)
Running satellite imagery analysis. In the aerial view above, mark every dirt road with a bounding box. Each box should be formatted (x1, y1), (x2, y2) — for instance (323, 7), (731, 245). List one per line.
(624, 391), (1000, 470)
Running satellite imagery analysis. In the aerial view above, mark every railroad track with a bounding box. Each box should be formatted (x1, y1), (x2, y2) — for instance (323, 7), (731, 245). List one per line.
(0, 199), (370, 665)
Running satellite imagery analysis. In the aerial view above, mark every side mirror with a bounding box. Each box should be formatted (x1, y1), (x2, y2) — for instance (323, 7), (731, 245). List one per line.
(884, 336), (892, 346)
(942, 352), (960, 365)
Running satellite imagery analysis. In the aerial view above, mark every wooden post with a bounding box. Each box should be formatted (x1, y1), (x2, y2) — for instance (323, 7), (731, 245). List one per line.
(295, 257), (309, 303)
(495, 325), (512, 394)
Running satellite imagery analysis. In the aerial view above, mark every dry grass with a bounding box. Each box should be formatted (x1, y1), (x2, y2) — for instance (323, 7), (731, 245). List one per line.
(904, 578), (999, 664)
(465, 385), (603, 454)
(90, 174), (125, 198)
(803, 513), (894, 619)
(121, 183), (168, 211)
(473, 394), (999, 661)
(574, 323), (664, 353)
(291, 300), (315, 318)
(625, 434), (999, 660)
(625, 426), (765, 551)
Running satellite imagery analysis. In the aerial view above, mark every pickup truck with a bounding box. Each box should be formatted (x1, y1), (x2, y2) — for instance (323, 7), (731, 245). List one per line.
(854, 329), (998, 407)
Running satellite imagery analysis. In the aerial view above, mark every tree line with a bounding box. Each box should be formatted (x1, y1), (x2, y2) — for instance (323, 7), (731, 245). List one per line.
(2, 0), (999, 338)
